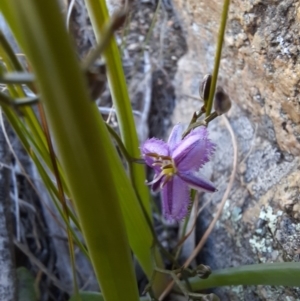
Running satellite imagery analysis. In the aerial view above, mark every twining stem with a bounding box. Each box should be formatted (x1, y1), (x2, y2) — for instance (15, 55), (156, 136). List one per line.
(182, 0), (231, 136)
(205, 0), (230, 116)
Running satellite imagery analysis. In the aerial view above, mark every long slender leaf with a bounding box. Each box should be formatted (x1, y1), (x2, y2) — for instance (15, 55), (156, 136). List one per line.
(189, 262), (300, 290)
(83, 2), (168, 295)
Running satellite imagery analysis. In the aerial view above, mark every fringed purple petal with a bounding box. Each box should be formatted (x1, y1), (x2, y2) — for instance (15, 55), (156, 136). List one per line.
(161, 175), (190, 221)
(140, 138), (169, 170)
(178, 171), (217, 193)
(141, 138), (169, 156)
(167, 124), (183, 152)
(172, 126), (215, 172)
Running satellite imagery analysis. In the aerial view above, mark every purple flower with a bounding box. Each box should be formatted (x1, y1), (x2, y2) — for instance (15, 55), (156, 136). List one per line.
(141, 124), (216, 221)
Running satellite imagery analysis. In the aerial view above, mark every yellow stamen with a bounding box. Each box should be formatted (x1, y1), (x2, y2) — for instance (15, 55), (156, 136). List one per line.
(145, 152), (177, 188)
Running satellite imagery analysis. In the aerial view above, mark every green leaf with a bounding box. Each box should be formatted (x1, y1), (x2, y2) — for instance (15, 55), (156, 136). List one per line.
(83, 2), (167, 296)
(189, 262), (300, 291)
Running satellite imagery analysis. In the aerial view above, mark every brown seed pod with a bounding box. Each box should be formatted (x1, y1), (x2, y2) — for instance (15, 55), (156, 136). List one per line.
(213, 86), (231, 115)
(199, 74), (212, 103)
(196, 264), (212, 279)
(111, 10), (127, 31)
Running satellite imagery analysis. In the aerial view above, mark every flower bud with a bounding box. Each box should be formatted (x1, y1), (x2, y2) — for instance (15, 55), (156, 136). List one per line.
(199, 74), (212, 103)
(111, 10), (127, 31)
(196, 264), (211, 279)
(213, 86), (231, 115)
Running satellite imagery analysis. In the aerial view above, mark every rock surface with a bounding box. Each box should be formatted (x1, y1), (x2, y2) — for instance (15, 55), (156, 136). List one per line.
(0, 121), (16, 301)
(171, 0), (300, 300)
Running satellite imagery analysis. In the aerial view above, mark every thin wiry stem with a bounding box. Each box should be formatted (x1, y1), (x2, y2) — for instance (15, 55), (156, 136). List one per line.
(66, 0), (76, 30)
(37, 103), (80, 296)
(82, 10), (127, 72)
(159, 115), (237, 300)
